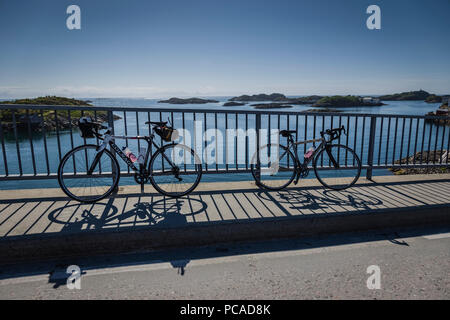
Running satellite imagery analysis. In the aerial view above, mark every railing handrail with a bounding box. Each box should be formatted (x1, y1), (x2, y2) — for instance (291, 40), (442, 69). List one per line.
(0, 103), (449, 120)
(0, 102), (448, 183)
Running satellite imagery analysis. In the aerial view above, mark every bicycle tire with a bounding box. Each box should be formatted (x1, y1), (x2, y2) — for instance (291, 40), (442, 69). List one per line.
(313, 144), (361, 190)
(148, 143), (202, 197)
(58, 144), (120, 203)
(250, 144), (298, 190)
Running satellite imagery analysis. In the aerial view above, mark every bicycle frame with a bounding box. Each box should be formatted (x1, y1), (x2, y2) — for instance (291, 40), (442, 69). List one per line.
(88, 128), (177, 176)
(282, 135), (341, 184)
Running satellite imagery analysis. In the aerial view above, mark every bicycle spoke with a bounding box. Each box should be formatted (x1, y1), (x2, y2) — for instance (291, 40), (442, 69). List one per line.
(59, 145), (119, 202)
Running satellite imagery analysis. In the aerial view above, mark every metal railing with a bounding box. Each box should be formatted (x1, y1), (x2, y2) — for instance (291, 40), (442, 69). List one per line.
(0, 103), (449, 181)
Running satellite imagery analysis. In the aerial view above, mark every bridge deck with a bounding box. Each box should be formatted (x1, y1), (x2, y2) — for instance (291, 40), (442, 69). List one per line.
(0, 174), (449, 241)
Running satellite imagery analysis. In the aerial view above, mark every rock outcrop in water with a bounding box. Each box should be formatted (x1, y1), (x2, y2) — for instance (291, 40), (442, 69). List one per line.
(251, 103), (293, 109)
(425, 102), (450, 126)
(223, 102), (246, 107)
(390, 150), (449, 175)
(158, 97), (219, 104)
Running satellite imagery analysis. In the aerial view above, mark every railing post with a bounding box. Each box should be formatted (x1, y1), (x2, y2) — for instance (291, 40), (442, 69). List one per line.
(107, 110), (119, 193)
(256, 113), (261, 173)
(107, 110), (115, 134)
(366, 116), (377, 180)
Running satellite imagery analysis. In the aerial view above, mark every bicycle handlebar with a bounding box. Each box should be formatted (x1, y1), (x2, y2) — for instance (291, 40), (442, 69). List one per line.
(320, 126), (346, 141)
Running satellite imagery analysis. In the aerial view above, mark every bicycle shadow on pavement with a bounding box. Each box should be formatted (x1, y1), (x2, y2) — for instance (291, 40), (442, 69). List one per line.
(47, 196), (207, 234)
(259, 188), (383, 212)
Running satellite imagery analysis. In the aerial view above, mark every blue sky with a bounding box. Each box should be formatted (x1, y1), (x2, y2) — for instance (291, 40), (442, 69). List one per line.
(0, 0), (449, 98)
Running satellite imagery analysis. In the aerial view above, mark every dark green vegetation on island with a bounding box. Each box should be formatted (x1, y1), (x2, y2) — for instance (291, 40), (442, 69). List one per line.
(251, 103), (293, 109)
(1, 96), (93, 106)
(229, 93), (386, 108)
(312, 95), (384, 107)
(229, 93), (286, 102)
(229, 93), (322, 105)
(0, 96), (120, 132)
(223, 102), (246, 107)
(230, 90), (449, 109)
(158, 97), (219, 104)
(425, 95), (442, 103)
(379, 90), (431, 101)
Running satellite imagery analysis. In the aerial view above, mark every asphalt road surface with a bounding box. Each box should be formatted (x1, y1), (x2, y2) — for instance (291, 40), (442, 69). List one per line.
(0, 227), (449, 299)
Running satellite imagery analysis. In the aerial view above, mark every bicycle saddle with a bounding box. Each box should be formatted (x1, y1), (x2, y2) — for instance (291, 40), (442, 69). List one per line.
(145, 121), (167, 126)
(280, 130), (296, 137)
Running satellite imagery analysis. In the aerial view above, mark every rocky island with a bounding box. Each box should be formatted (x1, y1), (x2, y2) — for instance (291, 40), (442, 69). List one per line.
(0, 96), (120, 132)
(223, 102), (246, 107)
(229, 93), (287, 102)
(379, 90), (431, 101)
(228, 93), (322, 105)
(251, 103), (293, 109)
(312, 95), (384, 107)
(425, 101), (450, 126)
(158, 97), (219, 104)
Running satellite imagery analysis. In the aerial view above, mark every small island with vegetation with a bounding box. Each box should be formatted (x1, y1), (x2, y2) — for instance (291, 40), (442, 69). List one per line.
(379, 89), (431, 101)
(229, 93), (287, 102)
(223, 102), (246, 107)
(158, 97), (219, 104)
(229, 93), (322, 105)
(251, 103), (293, 109)
(312, 95), (385, 107)
(0, 96), (120, 132)
(229, 93), (385, 108)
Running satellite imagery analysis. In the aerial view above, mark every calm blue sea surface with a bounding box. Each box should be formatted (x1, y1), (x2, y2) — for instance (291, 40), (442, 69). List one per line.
(0, 97), (446, 190)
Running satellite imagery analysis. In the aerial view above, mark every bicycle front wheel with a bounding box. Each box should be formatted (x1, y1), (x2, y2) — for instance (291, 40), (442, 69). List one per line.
(250, 144), (297, 190)
(149, 143), (202, 197)
(58, 144), (120, 202)
(313, 144), (361, 190)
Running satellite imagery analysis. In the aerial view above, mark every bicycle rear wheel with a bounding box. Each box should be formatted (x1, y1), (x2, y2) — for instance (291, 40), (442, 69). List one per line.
(250, 144), (297, 190)
(149, 143), (202, 197)
(313, 144), (361, 190)
(58, 144), (120, 202)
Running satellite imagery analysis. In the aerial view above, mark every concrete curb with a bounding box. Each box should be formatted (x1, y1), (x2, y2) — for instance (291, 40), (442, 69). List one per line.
(0, 204), (449, 264)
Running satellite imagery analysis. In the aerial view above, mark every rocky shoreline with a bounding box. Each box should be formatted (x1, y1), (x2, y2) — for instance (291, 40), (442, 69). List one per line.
(425, 102), (450, 126)
(390, 150), (449, 175)
(0, 96), (121, 132)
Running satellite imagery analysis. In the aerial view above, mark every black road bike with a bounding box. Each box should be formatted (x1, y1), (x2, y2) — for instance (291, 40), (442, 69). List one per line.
(250, 126), (361, 190)
(58, 117), (202, 203)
